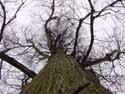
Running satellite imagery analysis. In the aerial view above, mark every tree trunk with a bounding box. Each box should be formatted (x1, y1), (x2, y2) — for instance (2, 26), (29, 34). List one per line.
(20, 48), (112, 94)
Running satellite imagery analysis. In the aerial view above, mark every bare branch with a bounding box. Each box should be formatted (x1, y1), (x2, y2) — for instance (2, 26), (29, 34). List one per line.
(28, 39), (49, 57)
(44, 0), (56, 54)
(72, 13), (91, 57)
(0, 52), (36, 78)
(95, 0), (122, 18)
(0, 59), (3, 79)
(83, 49), (122, 67)
(5, 1), (24, 25)
(0, 1), (24, 42)
(81, 0), (95, 64)
(0, 1), (6, 42)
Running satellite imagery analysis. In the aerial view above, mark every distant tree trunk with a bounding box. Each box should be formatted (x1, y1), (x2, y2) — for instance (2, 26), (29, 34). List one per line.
(20, 48), (112, 94)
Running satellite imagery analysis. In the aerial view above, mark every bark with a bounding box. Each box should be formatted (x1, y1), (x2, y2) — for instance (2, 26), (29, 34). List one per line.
(20, 48), (112, 94)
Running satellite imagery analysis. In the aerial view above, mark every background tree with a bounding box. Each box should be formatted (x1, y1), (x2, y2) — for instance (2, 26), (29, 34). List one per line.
(0, 0), (125, 94)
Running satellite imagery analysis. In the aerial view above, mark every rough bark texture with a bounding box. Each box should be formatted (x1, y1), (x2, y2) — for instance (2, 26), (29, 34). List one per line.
(20, 49), (112, 94)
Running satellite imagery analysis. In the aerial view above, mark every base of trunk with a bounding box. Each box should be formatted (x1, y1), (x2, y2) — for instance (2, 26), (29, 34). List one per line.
(20, 49), (112, 94)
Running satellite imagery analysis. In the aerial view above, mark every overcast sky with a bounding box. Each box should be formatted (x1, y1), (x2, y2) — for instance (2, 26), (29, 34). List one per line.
(10, 0), (125, 94)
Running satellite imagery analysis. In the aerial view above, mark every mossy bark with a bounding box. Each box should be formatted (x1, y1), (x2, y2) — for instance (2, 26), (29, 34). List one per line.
(20, 49), (112, 94)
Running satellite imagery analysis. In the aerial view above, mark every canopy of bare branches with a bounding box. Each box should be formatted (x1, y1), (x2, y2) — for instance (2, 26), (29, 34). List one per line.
(0, 0), (125, 94)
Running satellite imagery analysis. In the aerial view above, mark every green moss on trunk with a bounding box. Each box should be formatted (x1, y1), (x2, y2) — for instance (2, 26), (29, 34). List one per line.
(20, 49), (112, 94)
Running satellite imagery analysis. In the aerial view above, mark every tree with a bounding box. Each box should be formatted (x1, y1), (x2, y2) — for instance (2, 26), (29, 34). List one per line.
(0, 0), (125, 94)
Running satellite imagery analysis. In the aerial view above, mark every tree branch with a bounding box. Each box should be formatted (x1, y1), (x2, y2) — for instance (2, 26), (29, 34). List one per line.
(0, 1), (24, 42)
(81, 0), (95, 64)
(5, 1), (24, 25)
(83, 50), (122, 67)
(95, 0), (122, 18)
(0, 1), (6, 42)
(0, 59), (3, 79)
(72, 13), (91, 57)
(44, 0), (56, 54)
(0, 52), (36, 78)
(27, 39), (49, 57)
